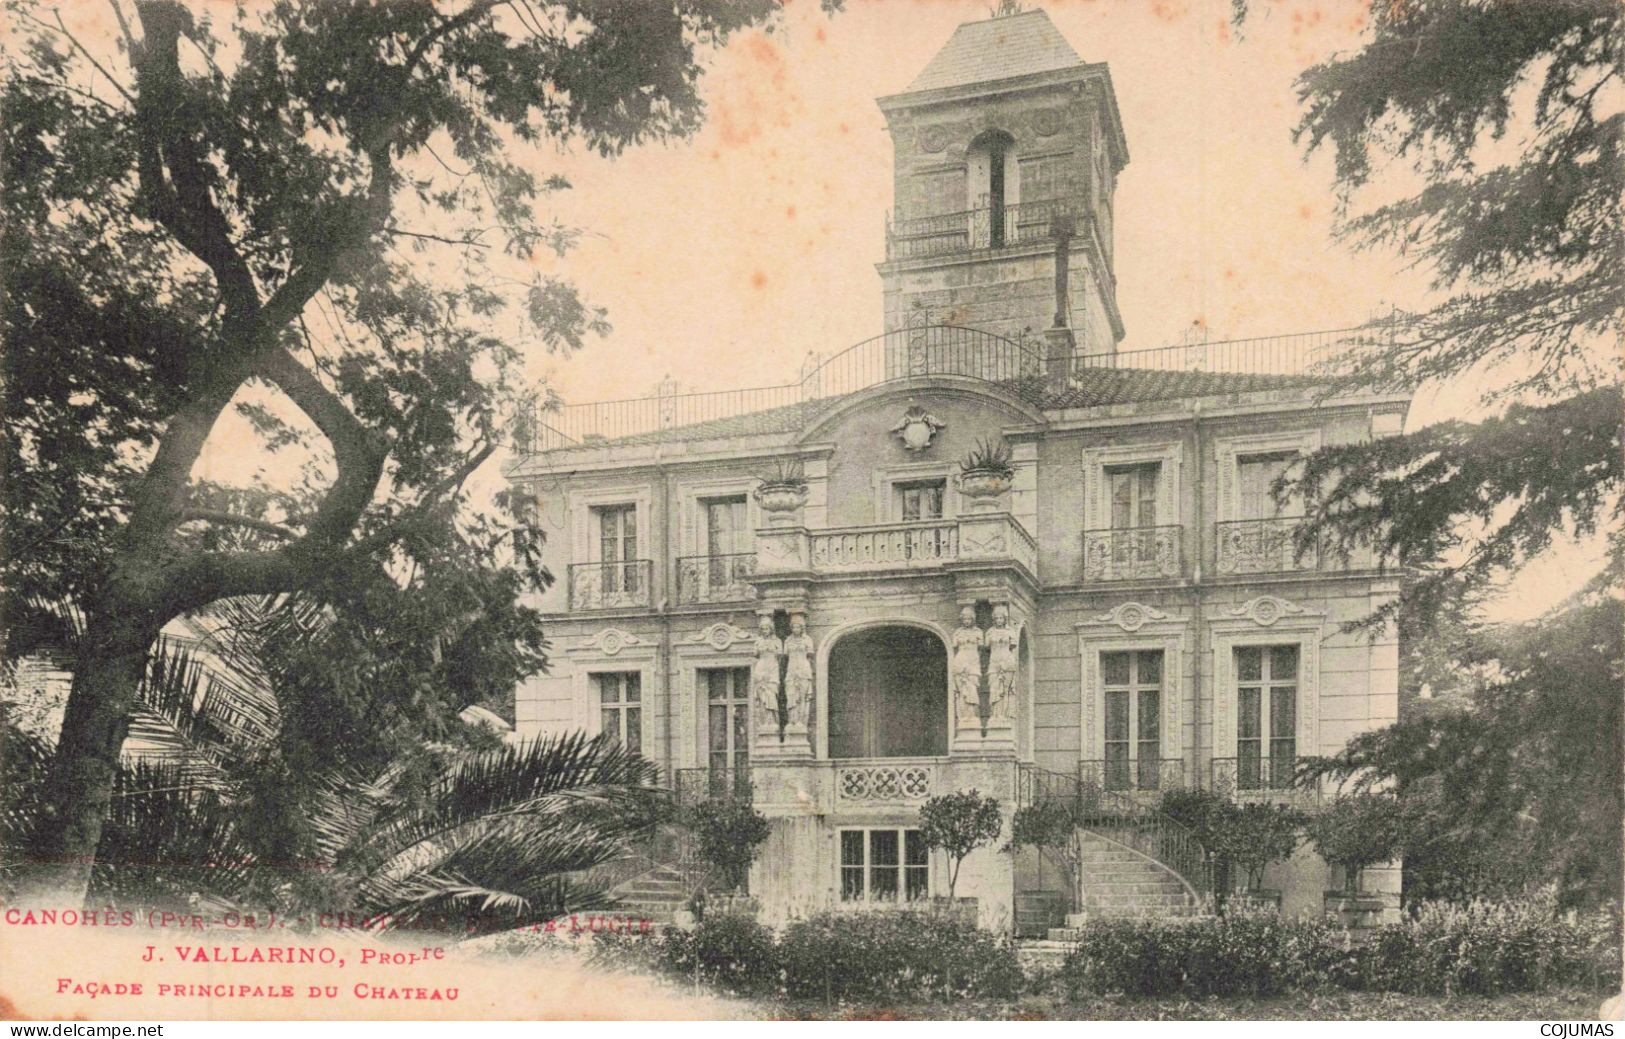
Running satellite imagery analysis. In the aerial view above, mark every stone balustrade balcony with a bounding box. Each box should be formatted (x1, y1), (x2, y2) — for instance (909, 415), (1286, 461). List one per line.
(753, 513), (1037, 580)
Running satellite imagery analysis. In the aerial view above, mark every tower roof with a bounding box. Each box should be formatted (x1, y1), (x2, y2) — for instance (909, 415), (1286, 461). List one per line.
(905, 9), (1083, 93)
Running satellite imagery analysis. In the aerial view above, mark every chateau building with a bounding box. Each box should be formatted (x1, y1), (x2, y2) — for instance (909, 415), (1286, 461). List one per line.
(504, 9), (1407, 933)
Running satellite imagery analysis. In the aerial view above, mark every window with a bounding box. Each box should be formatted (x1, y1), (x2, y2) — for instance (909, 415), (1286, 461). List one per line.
(593, 504), (639, 594)
(704, 667), (751, 798)
(1235, 645), (1298, 789)
(1106, 462), (1159, 529)
(1236, 452), (1300, 521)
(896, 479), (946, 522)
(1101, 650), (1162, 790)
(596, 672), (641, 754)
(840, 828), (929, 903)
(1018, 154), (1068, 204)
(702, 496), (749, 589)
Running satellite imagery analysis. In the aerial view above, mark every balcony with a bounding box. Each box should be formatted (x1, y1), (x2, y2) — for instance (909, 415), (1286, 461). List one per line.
(1079, 757), (1188, 796)
(675, 553), (757, 605)
(567, 560), (653, 611)
(1215, 518), (1320, 575)
(673, 766), (752, 804)
(1210, 757), (1321, 805)
(1082, 526), (1182, 581)
(770, 513), (1035, 579)
(886, 195), (1090, 261)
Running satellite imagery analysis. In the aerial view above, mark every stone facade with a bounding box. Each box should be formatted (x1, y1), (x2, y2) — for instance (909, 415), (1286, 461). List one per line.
(503, 10), (1408, 932)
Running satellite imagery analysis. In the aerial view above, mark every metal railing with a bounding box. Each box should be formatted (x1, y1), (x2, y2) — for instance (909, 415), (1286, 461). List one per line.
(1211, 757), (1321, 804)
(1215, 518), (1320, 575)
(673, 766), (753, 804)
(1079, 757), (1188, 795)
(1015, 762), (1212, 909)
(809, 520), (959, 571)
(515, 325), (1042, 452)
(567, 560), (653, 611)
(1082, 525), (1183, 581)
(674, 553), (757, 605)
(514, 321), (1398, 455)
(886, 194), (1093, 260)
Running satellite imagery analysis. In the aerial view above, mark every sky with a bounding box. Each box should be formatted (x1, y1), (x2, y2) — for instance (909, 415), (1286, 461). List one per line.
(519, 0), (1434, 405)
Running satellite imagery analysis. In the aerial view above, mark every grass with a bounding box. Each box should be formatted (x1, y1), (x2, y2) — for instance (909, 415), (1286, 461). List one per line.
(766, 989), (1612, 1021)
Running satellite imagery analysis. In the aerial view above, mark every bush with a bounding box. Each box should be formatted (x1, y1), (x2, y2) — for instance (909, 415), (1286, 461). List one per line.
(1059, 896), (1621, 999)
(681, 798), (770, 893)
(1214, 803), (1306, 892)
(653, 913), (781, 996)
(1358, 895), (1621, 996)
(917, 790), (1003, 899)
(1306, 793), (1410, 893)
(779, 909), (1023, 1002)
(1061, 905), (1356, 999)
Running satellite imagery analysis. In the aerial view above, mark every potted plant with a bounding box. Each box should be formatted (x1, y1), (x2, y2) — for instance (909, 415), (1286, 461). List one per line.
(1215, 802), (1306, 911)
(918, 790), (1003, 925)
(682, 797), (772, 919)
(1007, 796), (1084, 933)
(1306, 792), (1408, 927)
(957, 438), (1014, 511)
(753, 457), (808, 522)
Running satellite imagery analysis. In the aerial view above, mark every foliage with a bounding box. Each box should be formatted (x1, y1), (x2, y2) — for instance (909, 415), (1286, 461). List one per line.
(0, 622), (668, 929)
(1211, 803), (1306, 893)
(1305, 794), (1411, 894)
(1061, 897), (1619, 999)
(959, 437), (1014, 477)
(681, 797), (770, 894)
(778, 909), (1023, 1003)
(757, 457), (807, 489)
(1232, 0), (1625, 628)
(1301, 595), (1623, 907)
(1, 0), (807, 888)
(917, 790), (1003, 899)
(648, 913), (781, 996)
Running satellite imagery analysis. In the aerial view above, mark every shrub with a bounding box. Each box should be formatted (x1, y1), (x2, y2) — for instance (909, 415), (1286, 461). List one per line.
(1357, 895), (1621, 996)
(653, 913), (781, 996)
(1060, 905), (1357, 999)
(1306, 793), (1410, 893)
(917, 790), (1003, 899)
(681, 797), (770, 893)
(1213, 802), (1306, 892)
(779, 909), (1023, 1002)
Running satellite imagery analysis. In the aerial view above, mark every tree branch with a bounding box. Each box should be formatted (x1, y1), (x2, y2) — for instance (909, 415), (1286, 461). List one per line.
(178, 509), (298, 539)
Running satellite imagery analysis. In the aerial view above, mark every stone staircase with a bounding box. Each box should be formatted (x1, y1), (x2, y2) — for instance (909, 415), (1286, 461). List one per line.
(1018, 831), (1206, 968)
(607, 863), (692, 927)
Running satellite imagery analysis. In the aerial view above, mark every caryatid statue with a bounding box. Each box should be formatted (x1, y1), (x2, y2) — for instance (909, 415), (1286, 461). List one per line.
(984, 604), (1019, 727)
(750, 614), (785, 738)
(781, 614), (815, 733)
(950, 606), (985, 733)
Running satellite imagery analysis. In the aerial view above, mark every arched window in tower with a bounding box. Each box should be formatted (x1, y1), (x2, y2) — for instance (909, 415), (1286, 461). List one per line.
(966, 129), (1016, 248)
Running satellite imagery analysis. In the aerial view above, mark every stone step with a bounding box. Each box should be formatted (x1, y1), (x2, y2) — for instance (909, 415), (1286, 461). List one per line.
(1015, 940), (1072, 969)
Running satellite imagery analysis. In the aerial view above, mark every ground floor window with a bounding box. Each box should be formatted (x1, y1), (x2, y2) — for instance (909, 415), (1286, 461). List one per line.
(1235, 643), (1298, 789)
(595, 671), (641, 754)
(840, 828), (929, 903)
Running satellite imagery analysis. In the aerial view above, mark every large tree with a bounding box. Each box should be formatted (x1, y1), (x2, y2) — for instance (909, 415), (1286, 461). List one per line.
(1, 0), (797, 901)
(1241, 0), (1622, 625)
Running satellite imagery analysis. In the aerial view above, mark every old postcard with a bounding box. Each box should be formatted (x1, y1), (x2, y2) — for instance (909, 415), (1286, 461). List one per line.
(2, 0), (1620, 1024)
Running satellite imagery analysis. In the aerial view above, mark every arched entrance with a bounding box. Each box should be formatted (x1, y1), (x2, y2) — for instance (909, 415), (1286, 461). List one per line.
(827, 626), (948, 758)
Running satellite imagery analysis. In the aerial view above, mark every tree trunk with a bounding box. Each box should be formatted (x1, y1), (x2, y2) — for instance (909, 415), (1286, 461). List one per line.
(15, 612), (154, 906)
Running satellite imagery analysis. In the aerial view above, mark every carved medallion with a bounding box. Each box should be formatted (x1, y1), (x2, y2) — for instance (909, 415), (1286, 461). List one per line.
(1093, 602), (1170, 633)
(1033, 109), (1061, 137)
(919, 125), (949, 153)
(890, 404), (945, 452)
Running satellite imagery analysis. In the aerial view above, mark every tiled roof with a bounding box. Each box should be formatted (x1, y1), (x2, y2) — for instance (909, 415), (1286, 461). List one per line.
(559, 367), (1319, 451)
(906, 10), (1083, 93)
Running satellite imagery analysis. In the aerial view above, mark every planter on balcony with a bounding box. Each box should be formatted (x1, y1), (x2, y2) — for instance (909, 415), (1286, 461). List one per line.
(754, 483), (808, 525)
(957, 470), (1012, 513)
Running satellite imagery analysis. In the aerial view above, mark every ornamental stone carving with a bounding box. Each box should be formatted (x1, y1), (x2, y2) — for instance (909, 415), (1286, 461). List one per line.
(1092, 602), (1170, 633)
(749, 615), (785, 736)
(684, 622), (757, 652)
(579, 627), (644, 656)
(950, 606), (985, 734)
(985, 604), (1018, 727)
(891, 404), (945, 452)
(1227, 595), (1307, 627)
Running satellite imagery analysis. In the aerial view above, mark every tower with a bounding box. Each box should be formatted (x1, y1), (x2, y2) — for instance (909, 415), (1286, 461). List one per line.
(876, 9), (1128, 356)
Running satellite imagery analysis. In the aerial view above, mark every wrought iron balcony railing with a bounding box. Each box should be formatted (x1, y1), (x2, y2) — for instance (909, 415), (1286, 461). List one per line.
(1215, 518), (1320, 575)
(674, 766), (752, 804)
(886, 195), (1092, 260)
(1082, 526), (1182, 581)
(1211, 756), (1320, 804)
(567, 560), (653, 611)
(1079, 757), (1188, 795)
(675, 553), (757, 605)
